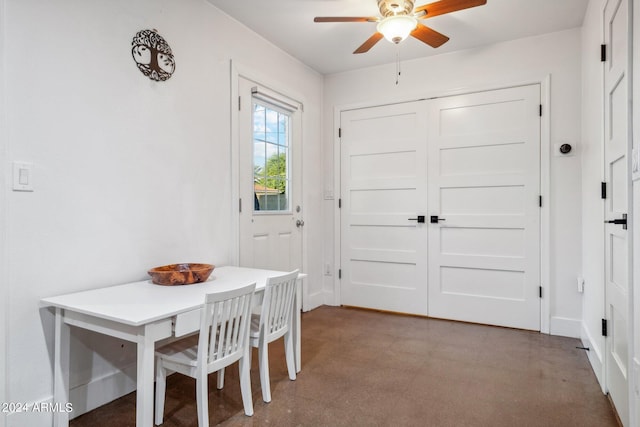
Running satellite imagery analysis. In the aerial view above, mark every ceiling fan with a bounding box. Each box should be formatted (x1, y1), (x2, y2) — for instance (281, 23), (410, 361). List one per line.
(314, 0), (487, 54)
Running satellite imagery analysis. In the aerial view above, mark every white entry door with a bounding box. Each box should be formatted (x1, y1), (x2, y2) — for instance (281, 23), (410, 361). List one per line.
(603, 0), (630, 423)
(340, 101), (428, 315)
(427, 85), (541, 330)
(238, 77), (303, 272)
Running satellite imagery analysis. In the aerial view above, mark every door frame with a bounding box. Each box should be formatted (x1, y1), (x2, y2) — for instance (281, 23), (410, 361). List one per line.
(631, 0), (640, 423)
(229, 60), (309, 306)
(332, 77), (552, 333)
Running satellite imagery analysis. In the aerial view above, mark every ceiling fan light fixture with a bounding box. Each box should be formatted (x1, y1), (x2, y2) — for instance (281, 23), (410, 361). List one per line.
(377, 15), (418, 44)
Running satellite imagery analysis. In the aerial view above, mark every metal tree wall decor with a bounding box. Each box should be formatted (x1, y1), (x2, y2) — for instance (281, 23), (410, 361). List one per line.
(131, 29), (175, 81)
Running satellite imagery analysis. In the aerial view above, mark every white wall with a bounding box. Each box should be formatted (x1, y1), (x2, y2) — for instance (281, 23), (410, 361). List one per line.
(2, 0), (322, 425)
(322, 29), (584, 337)
(1, 0), (8, 426)
(580, 0), (606, 390)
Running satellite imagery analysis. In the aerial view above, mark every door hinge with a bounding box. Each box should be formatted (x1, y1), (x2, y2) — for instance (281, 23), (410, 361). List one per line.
(602, 318), (608, 337)
(539, 286), (543, 298)
(238, 95), (241, 111)
(338, 269), (342, 279)
(601, 182), (607, 199)
(338, 198), (342, 208)
(539, 104), (542, 117)
(539, 195), (543, 207)
(338, 127), (342, 138)
(601, 44), (607, 62)
(239, 198), (242, 213)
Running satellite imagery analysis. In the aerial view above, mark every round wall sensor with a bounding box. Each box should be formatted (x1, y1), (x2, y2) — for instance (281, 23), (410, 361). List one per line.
(559, 143), (572, 154)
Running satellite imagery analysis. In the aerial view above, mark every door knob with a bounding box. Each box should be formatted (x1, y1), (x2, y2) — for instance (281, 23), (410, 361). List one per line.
(605, 213), (627, 229)
(430, 216), (446, 224)
(296, 219), (305, 228)
(408, 215), (425, 223)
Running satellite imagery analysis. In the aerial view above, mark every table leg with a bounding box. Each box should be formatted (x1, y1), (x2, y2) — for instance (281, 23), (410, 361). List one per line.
(294, 280), (301, 373)
(53, 308), (70, 427)
(136, 328), (156, 427)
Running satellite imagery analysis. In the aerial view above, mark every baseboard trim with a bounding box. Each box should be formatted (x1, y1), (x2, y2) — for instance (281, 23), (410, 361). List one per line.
(5, 362), (136, 427)
(68, 362), (137, 419)
(549, 316), (581, 338)
(323, 287), (342, 307)
(301, 290), (324, 312)
(581, 322), (605, 393)
(633, 357), (640, 425)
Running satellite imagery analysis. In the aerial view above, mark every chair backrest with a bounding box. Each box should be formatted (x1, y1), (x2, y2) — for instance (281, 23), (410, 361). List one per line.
(197, 282), (256, 371)
(260, 270), (299, 342)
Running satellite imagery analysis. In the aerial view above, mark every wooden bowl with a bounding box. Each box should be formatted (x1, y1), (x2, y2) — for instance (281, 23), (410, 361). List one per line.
(148, 263), (214, 286)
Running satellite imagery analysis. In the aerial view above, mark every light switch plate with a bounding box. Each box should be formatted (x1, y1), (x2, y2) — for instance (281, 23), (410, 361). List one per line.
(12, 161), (34, 191)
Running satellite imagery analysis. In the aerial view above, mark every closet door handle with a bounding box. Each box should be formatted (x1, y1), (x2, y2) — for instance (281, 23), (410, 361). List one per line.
(605, 214), (627, 229)
(430, 216), (446, 224)
(408, 216), (425, 223)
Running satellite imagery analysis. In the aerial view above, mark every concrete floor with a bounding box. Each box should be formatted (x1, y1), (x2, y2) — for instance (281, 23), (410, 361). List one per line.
(70, 306), (619, 426)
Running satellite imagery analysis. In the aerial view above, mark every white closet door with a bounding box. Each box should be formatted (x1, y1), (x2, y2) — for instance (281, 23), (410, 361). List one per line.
(427, 85), (541, 330)
(603, 0), (630, 424)
(340, 101), (428, 315)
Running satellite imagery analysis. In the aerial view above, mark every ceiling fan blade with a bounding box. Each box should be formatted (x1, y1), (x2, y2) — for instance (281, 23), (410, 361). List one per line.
(353, 32), (384, 54)
(314, 17), (378, 23)
(414, 0), (486, 18)
(411, 23), (450, 48)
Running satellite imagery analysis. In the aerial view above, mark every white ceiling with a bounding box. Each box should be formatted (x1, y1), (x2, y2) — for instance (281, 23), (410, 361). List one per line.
(206, 0), (590, 75)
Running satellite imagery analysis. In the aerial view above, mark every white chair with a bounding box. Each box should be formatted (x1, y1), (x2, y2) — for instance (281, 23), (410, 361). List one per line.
(251, 270), (299, 403)
(154, 282), (256, 426)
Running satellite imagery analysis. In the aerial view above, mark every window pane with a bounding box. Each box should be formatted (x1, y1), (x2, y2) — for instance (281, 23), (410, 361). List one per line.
(253, 105), (265, 141)
(259, 178), (288, 211)
(253, 140), (266, 172)
(266, 109), (279, 143)
(265, 142), (278, 162)
(252, 100), (291, 212)
(279, 114), (288, 135)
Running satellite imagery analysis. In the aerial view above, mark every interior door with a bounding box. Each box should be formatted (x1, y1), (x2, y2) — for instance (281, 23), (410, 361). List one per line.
(603, 0), (630, 423)
(340, 101), (428, 315)
(427, 85), (541, 330)
(238, 77), (303, 272)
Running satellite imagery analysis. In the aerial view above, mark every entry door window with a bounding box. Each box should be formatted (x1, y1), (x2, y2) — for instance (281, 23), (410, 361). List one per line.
(252, 100), (290, 212)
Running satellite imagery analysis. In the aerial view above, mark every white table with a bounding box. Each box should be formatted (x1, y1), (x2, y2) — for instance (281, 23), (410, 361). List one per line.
(41, 266), (303, 427)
